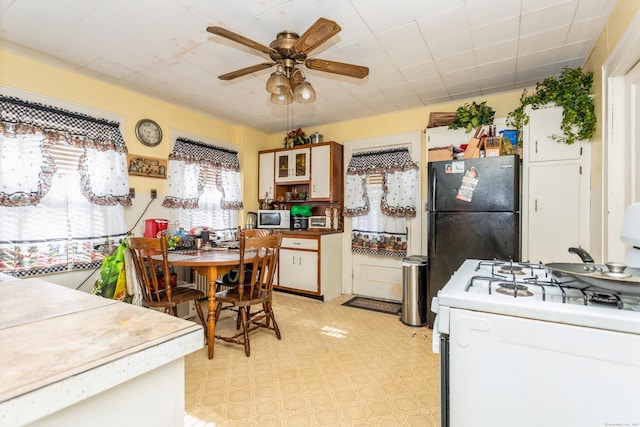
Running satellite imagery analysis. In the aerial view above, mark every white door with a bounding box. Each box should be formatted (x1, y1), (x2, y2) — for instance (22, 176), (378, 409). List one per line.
(343, 132), (422, 302)
(603, 14), (640, 262)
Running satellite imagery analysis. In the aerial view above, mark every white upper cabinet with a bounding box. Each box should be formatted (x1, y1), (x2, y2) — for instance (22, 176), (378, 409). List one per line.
(275, 147), (310, 183)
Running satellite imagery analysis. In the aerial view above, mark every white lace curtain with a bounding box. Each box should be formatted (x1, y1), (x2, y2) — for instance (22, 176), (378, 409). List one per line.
(0, 95), (131, 206)
(344, 147), (418, 218)
(162, 137), (242, 210)
(0, 95), (129, 276)
(344, 147), (418, 258)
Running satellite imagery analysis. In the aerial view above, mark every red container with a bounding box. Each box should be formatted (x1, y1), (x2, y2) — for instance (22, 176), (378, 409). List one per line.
(144, 219), (169, 238)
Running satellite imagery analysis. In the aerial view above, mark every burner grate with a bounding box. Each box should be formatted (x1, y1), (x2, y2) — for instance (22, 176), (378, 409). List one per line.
(467, 260), (633, 309)
(496, 283), (533, 297)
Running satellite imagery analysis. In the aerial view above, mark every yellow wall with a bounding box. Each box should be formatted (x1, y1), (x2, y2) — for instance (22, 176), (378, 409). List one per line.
(3, 0), (639, 216)
(268, 91), (525, 201)
(0, 49), (270, 214)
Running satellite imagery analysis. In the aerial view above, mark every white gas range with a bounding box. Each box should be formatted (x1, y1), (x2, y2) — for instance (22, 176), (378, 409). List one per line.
(431, 202), (640, 427)
(431, 259), (640, 427)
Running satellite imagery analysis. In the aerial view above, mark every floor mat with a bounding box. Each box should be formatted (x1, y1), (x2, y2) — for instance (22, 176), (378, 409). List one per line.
(342, 296), (402, 315)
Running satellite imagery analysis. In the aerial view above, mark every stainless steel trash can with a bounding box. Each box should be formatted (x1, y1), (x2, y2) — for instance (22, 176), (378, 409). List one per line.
(401, 255), (428, 326)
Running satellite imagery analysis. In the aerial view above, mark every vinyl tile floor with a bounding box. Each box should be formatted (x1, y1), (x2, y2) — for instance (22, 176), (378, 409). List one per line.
(184, 292), (440, 426)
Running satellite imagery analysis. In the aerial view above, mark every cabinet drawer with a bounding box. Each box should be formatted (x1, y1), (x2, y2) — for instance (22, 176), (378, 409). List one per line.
(281, 237), (318, 250)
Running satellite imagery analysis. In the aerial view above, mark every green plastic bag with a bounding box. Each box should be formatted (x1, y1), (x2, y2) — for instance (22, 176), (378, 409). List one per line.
(92, 241), (127, 300)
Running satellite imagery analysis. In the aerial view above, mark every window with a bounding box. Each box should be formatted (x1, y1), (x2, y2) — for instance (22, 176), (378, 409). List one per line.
(344, 148), (418, 257)
(351, 173), (408, 256)
(0, 95), (130, 276)
(176, 169), (238, 240)
(163, 137), (241, 240)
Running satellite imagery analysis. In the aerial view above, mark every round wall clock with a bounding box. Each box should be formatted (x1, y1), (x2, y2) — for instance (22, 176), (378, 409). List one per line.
(135, 119), (162, 147)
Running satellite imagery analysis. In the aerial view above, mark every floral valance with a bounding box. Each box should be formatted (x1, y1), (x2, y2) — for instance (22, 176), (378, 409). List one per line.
(162, 137), (242, 210)
(344, 147), (418, 218)
(0, 95), (130, 207)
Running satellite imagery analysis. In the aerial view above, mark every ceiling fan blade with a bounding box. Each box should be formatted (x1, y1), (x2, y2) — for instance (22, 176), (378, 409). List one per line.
(218, 63), (274, 80)
(206, 26), (276, 56)
(293, 18), (341, 55)
(305, 58), (369, 79)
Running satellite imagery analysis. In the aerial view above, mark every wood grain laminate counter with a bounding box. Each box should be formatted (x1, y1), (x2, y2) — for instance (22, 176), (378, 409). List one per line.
(0, 278), (203, 426)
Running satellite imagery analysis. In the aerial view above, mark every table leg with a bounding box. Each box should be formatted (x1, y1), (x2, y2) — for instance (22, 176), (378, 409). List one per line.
(207, 277), (216, 359)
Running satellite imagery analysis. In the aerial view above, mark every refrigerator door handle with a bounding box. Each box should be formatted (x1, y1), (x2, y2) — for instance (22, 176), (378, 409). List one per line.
(430, 172), (437, 211)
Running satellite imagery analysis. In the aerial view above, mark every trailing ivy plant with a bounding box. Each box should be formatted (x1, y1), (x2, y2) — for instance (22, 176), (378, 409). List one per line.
(506, 67), (595, 145)
(449, 101), (495, 133)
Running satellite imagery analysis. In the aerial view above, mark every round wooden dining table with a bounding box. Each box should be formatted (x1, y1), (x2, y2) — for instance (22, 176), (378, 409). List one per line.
(165, 249), (242, 359)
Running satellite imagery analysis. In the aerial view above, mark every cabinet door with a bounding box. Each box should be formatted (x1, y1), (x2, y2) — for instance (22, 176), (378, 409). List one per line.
(526, 162), (581, 263)
(310, 144), (331, 199)
(275, 148), (310, 182)
(527, 107), (581, 162)
(279, 248), (318, 292)
(258, 152), (275, 200)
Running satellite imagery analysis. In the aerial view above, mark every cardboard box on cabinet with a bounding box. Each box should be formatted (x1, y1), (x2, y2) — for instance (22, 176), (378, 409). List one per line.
(428, 146), (453, 161)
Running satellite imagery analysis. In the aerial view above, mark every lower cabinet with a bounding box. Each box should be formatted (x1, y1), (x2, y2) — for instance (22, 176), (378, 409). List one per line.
(275, 233), (342, 301)
(279, 247), (318, 293)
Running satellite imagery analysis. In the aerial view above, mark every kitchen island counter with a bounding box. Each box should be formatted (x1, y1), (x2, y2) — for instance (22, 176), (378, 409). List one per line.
(0, 277), (203, 426)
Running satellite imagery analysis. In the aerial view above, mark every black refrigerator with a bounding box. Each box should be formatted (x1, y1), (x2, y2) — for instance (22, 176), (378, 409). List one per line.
(427, 155), (520, 327)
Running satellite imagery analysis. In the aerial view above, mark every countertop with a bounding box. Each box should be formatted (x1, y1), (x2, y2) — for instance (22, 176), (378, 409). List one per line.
(276, 229), (343, 236)
(0, 278), (203, 425)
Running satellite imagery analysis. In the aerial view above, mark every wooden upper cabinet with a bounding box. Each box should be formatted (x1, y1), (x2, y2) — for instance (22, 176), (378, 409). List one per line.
(275, 148), (310, 183)
(258, 151), (275, 200)
(259, 142), (343, 203)
(310, 142), (343, 201)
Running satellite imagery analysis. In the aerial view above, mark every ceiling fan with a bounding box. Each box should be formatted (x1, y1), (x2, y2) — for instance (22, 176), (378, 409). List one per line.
(206, 18), (369, 104)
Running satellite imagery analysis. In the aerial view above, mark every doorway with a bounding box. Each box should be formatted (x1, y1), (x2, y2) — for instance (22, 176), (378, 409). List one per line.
(342, 132), (422, 301)
(603, 12), (640, 262)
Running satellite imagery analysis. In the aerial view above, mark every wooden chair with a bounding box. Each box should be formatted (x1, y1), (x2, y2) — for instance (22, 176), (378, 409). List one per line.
(216, 227), (273, 289)
(214, 233), (282, 356)
(128, 236), (208, 337)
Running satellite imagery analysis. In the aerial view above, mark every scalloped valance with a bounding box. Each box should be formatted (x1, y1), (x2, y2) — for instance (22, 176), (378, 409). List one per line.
(169, 137), (240, 170)
(344, 147), (418, 218)
(0, 95), (130, 207)
(163, 137), (242, 210)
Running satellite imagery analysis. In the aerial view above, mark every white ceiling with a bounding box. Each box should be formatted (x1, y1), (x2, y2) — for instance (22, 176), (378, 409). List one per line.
(0, 0), (616, 134)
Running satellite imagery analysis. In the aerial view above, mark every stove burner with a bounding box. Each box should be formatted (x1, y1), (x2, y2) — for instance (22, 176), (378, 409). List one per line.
(589, 293), (620, 306)
(498, 264), (526, 275)
(496, 283), (534, 297)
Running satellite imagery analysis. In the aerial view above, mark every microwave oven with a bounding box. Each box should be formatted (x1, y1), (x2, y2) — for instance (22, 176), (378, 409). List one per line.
(257, 209), (291, 229)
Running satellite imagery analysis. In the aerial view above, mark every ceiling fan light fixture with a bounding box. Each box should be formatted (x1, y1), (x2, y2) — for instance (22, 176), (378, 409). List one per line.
(293, 80), (316, 103)
(270, 92), (293, 105)
(266, 69), (291, 94)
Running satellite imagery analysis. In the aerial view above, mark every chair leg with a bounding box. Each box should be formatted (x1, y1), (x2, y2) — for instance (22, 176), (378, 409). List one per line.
(172, 306), (178, 317)
(265, 301), (281, 339)
(193, 298), (208, 338)
(262, 302), (271, 328)
(239, 307), (250, 357)
(214, 301), (223, 323)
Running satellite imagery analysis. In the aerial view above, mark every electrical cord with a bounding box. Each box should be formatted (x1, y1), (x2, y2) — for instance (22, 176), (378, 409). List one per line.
(128, 197), (155, 235)
(77, 198), (156, 291)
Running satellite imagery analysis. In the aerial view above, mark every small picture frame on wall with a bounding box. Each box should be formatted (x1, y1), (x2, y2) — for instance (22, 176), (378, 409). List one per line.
(127, 154), (167, 179)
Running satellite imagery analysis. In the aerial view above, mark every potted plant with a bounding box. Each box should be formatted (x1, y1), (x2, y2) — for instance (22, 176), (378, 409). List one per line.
(284, 128), (309, 148)
(449, 101), (495, 133)
(506, 67), (595, 145)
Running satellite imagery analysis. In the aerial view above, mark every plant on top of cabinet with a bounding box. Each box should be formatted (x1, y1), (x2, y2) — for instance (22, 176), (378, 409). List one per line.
(506, 67), (595, 145)
(284, 128), (309, 148)
(448, 101), (495, 133)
